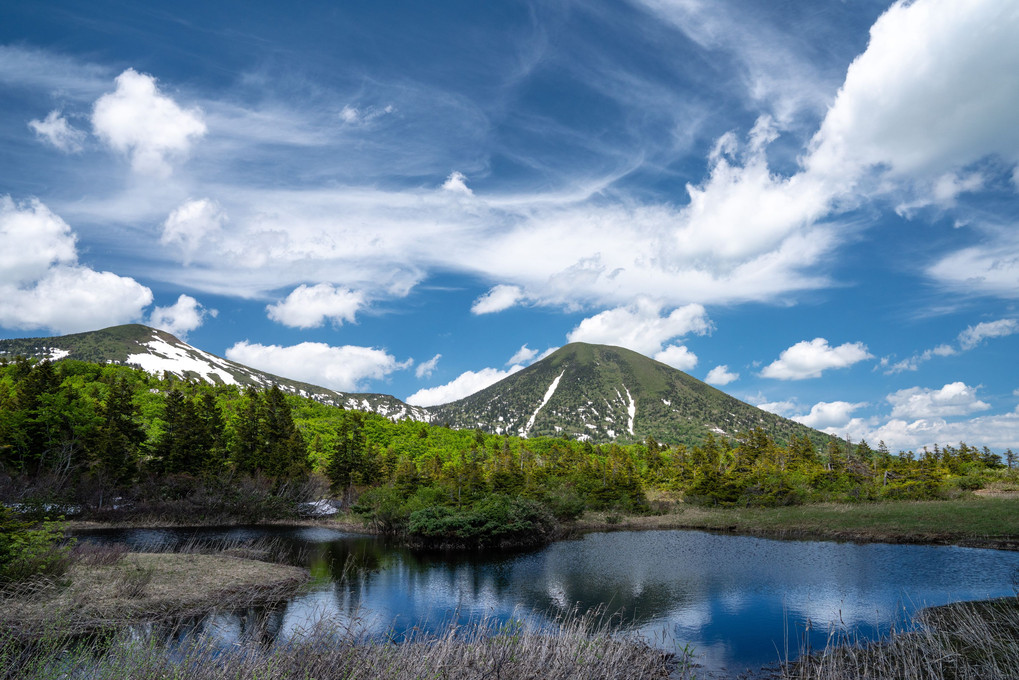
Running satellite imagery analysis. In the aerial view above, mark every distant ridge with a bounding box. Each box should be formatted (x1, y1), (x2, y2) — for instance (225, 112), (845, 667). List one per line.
(1, 327), (830, 447)
(430, 342), (831, 447)
(0, 324), (429, 421)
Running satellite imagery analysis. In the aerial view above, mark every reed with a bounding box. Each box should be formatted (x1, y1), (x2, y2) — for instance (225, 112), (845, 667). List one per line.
(784, 597), (1019, 680)
(0, 608), (689, 680)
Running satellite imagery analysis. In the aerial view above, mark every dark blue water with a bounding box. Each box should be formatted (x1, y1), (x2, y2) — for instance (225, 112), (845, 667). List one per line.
(78, 526), (1019, 676)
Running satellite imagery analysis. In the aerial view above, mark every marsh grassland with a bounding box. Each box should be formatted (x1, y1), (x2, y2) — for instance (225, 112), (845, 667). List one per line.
(783, 597), (1019, 680)
(577, 495), (1019, 550)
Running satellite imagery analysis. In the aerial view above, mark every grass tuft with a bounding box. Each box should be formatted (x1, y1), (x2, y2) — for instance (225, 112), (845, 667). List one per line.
(0, 608), (689, 680)
(783, 597), (1019, 680)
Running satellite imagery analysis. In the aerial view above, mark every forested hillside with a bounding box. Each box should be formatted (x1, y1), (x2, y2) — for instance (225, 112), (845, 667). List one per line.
(0, 324), (429, 420)
(0, 357), (1011, 545)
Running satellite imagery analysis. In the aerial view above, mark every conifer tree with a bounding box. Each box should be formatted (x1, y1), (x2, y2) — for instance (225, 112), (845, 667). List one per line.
(92, 376), (145, 483)
(233, 388), (265, 474)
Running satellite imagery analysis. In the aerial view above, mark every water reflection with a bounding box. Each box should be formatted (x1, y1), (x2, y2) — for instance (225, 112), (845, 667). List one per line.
(76, 527), (1019, 675)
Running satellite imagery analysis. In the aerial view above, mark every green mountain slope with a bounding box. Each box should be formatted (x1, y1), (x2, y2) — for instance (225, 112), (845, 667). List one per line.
(0, 324), (429, 421)
(2, 327), (831, 448)
(430, 343), (831, 447)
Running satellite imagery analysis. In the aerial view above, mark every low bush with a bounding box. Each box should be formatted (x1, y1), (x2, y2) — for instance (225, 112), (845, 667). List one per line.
(407, 495), (556, 549)
(525, 484), (586, 521)
(0, 508), (73, 586)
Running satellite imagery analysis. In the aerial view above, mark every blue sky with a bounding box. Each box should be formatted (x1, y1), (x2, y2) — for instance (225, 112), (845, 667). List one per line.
(2, 0), (1018, 451)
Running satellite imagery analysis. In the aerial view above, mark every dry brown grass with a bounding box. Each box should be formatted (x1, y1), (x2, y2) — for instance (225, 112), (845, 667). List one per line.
(784, 597), (1019, 680)
(0, 552), (308, 638)
(1, 608), (687, 680)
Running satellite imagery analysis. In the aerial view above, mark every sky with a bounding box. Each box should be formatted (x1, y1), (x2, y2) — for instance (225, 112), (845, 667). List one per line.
(1, 0), (1018, 452)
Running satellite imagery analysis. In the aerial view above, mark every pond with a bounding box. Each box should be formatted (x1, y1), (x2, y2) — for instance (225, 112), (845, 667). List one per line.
(77, 526), (1019, 677)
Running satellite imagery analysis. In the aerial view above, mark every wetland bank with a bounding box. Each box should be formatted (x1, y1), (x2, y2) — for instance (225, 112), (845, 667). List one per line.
(4, 358), (1019, 677)
(11, 515), (1012, 679)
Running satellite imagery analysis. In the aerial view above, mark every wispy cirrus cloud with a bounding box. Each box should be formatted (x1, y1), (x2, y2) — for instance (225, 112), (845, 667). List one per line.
(883, 318), (1017, 374)
(28, 111), (86, 152)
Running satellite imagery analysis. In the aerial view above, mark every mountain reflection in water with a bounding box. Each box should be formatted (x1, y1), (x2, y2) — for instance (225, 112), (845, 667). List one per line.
(76, 526), (1019, 675)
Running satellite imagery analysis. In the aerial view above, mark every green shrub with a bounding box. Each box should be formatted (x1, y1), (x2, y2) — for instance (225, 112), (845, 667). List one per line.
(526, 484), (586, 521)
(351, 485), (412, 534)
(950, 475), (985, 491)
(879, 480), (943, 501)
(0, 507), (74, 585)
(407, 495), (556, 548)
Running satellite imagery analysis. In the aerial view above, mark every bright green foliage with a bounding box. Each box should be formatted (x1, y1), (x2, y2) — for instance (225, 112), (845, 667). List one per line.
(0, 507), (73, 585)
(0, 357), (1010, 535)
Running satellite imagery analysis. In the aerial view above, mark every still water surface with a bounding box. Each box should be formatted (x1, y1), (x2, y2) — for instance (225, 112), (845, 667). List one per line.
(79, 526), (1019, 676)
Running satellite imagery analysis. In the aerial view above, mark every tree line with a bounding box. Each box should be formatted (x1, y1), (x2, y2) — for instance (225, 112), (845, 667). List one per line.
(0, 356), (1013, 532)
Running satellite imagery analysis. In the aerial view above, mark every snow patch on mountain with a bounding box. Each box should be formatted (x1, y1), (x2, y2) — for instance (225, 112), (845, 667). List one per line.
(624, 385), (636, 435)
(521, 370), (565, 437)
(126, 333), (240, 385)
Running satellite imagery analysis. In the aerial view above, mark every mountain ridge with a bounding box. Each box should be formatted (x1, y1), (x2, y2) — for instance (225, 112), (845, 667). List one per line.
(0, 325), (831, 447)
(0, 324), (429, 422)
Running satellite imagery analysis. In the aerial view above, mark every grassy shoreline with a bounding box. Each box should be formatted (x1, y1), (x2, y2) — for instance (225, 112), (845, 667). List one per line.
(571, 495), (1019, 551)
(10, 497), (1019, 679)
(1, 551), (308, 639)
(64, 494), (1019, 552)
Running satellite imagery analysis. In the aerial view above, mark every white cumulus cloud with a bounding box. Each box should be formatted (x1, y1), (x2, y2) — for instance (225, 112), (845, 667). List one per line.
(0, 196), (152, 334)
(148, 294), (213, 339)
(883, 317), (1017, 374)
(887, 382), (991, 419)
(761, 338), (872, 380)
(883, 344), (957, 375)
(705, 365), (739, 386)
(28, 110), (86, 152)
(266, 283), (365, 329)
(0, 196), (77, 286)
(406, 364), (524, 407)
(806, 0), (1019, 184)
(507, 344), (538, 366)
(756, 399), (798, 418)
(225, 341), (410, 392)
(654, 344), (698, 371)
(567, 300), (711, 356)
(793, 401), (866, 430)
(442, 171), (473, 195)
(846, 411), (1019, 453)
(92, 68), (206, 176)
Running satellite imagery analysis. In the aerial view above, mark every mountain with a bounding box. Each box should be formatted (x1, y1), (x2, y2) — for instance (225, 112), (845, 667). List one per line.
(0, 324), (429, 421)
(1, 326), (828, 447)
(430, 343), (830, 448)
